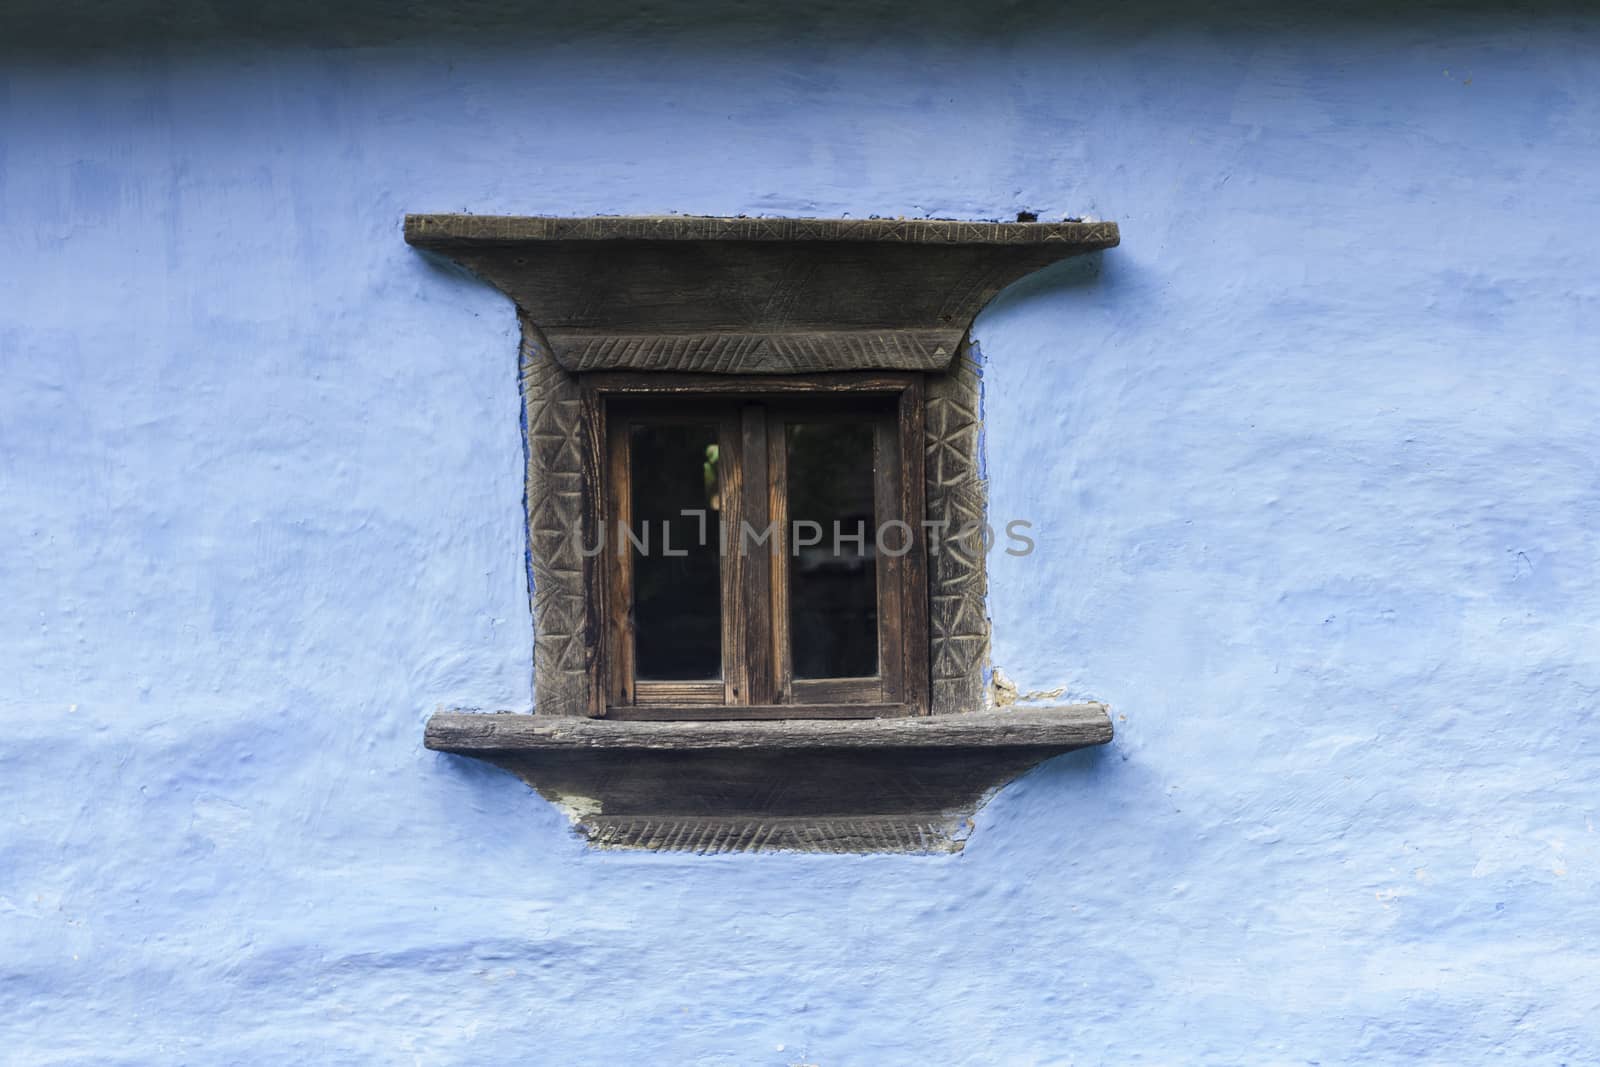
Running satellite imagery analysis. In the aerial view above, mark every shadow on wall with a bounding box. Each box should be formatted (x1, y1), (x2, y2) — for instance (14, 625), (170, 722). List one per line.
(3, 0), (1591, 58)
(986, 251), (1114, 314)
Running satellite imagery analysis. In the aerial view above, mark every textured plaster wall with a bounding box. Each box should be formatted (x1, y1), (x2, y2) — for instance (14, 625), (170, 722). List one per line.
(3, 3), (1599, 1063)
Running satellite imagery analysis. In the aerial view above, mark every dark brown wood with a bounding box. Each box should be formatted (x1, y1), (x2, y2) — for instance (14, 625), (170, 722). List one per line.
(738, 404), (775, 705)
(584, 370), (920, 398)
(567, 342), (979, 721)
(755, 401), (908, 704)
(405, 214), (1119, 377)
(579, 380), (609, 717)
(426, 704), (1112, 753)
(422, 704), (1115, 853)
(765, 409), (792, 705)
(789, 678), (884, 704)
(603, 410), (635, 707)
(547, 330), (957, 374)
(716, 409), (745, 705)
(924, 347), (987, 716)
(763, 398), (916, 708)
(407, 214), (1120, 247)
(581, 814), (969, 854)
(604, 703), (909, 721)
(601, 401), (743, 709)
(632, 680), (724, 705)
(520, 322), (596, 718)
(596, 389), (923, 718)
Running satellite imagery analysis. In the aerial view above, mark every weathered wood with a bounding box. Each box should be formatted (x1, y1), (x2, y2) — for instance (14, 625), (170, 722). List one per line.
(767, 398), (912, 708)
(604, 703), (908, 721)
(578, 382), (608, 716)
(716, 409), (745, 705)
(405, 214), (1121, 247)
(593, 388), (923, 717)
(405, 215), (1119, 375)
(546, 330), (958, 374)
(581, 814), (974, 854)
(630, 681), (725, 705)
(924, 346), (989, 716)
(602, 407), (634, 707)
(423, 705), (1114, 853)
(519, 320), (595, 717)
(582, 370), (921, 397)
(788, 678), (885, 705)
(425, 704), (1112, 753)
(765, 403), (792, 705)
(738, 404), (774, 705)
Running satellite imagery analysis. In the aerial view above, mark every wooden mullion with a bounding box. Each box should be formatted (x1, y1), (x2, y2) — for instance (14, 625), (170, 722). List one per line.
(766, 410), (793, 704)
(717, 410), (747, 705)
(739, 404), (776, 705)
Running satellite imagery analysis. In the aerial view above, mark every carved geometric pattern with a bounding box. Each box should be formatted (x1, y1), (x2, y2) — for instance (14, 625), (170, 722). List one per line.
(582, 814), (970, 854)
(408, 213), (1120, 249)
(935, 261), (1028, 328)
(517, 320), (991, 718)
(924, 348), (989, 716)
(547, 329), (960, 375)
(520, 319), (592, 717)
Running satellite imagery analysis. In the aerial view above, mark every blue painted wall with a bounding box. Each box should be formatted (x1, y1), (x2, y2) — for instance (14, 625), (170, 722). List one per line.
(4, 5), (1598, 1062)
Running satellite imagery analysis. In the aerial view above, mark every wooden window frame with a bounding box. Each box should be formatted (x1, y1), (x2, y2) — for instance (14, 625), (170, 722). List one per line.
(582, 371), (929, 721)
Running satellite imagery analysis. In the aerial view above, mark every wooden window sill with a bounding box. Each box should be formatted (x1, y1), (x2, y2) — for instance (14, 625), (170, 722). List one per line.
(424, 704), (1112, 853)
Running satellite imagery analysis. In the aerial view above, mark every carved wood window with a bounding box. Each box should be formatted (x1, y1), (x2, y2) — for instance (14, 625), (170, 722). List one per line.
(405, 214), (1121, 726)
(587, 372), (929, 720)
(408, 215), (1122, 852)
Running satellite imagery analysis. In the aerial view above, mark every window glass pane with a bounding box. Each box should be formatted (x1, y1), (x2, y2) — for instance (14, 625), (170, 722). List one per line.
(630, 422), (722, 681)
(787, 421), (878, 679)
